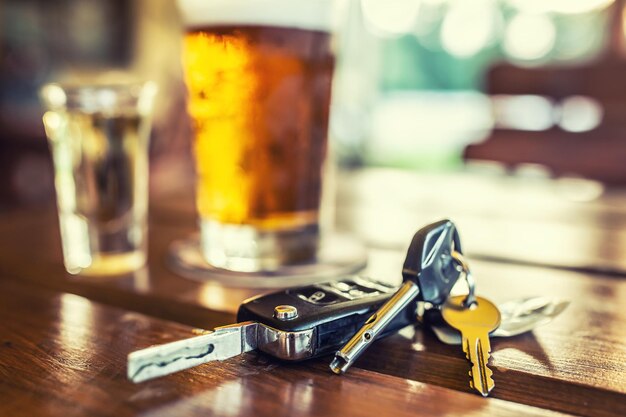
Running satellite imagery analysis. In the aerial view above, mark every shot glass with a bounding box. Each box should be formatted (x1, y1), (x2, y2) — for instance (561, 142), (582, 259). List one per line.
(40, 81), (157, 276)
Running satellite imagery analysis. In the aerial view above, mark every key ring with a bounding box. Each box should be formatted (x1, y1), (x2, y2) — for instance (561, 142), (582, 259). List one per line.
(451, 251), (477, 308)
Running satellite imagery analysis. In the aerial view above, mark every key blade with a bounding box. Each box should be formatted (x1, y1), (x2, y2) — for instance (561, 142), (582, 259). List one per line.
(127, 321), (258, 383)
(465, 333), (495, 397)
(442, 296), (500, 397)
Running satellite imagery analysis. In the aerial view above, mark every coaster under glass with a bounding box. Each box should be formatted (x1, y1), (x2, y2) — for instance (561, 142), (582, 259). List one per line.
(167, 233), (368, 288)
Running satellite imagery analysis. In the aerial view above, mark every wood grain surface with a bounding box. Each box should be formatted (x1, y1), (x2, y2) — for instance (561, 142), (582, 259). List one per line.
(335, 169), (626, 274)
(0, 280), (572, 417)
(363, 249), (626, 417)
(0, 169), (625, 417)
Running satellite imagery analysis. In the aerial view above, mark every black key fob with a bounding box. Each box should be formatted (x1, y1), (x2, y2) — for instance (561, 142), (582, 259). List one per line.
(236, 276), (415, 360)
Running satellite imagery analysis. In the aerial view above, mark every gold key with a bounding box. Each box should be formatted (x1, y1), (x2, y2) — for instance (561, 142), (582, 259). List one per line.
(442, 295), (501, 397)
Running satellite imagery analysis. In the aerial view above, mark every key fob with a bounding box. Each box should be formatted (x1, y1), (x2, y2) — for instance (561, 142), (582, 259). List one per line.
(236, 276), (415, 360)
(403, 219), (462, 305)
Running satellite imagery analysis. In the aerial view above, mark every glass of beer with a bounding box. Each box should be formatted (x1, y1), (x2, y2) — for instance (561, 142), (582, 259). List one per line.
(40, 81), (157, 276)
(177, 0), (340, 273)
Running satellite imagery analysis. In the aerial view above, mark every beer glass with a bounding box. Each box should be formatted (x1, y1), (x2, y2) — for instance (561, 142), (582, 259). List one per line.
(40, 82), (157, 276)
(177, 0), (341, 272)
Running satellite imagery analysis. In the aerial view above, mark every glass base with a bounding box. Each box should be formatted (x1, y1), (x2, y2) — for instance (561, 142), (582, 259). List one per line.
(167, 233), (367, 288)
(200, 219), (320, 272)
(67, 251), (146, 276)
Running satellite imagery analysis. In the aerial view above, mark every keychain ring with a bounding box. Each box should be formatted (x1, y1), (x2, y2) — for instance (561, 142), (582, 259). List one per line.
(451, 251), (477, 307)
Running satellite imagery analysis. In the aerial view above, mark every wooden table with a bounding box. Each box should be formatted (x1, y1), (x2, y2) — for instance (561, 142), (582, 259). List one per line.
(1, 168), (624, 417)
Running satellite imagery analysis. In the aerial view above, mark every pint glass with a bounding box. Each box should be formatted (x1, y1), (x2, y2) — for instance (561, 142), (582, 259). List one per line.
(178, 0), (336, 271)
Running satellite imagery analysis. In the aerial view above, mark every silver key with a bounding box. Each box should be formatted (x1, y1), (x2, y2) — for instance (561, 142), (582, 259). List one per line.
(442, 295), (501, 397)
(329, 220), (464, 374)
(128, 322), (258, 383)
(329, 280), (421, 374)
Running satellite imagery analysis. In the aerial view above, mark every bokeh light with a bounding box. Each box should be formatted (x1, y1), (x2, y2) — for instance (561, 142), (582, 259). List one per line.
(441, 0), (499, 58)
(558, 96), (603, 132)
(504, 13), (557, 61)
(361, 0), (421, 37)
(507, 0), (614, 15)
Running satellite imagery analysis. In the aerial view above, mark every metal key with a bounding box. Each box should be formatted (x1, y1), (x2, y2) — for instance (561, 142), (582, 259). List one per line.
(128, 322), (258, 383)
(330, 219), (464, 375)
(128, 275), (412, 383)
(441, 295), (501, 397)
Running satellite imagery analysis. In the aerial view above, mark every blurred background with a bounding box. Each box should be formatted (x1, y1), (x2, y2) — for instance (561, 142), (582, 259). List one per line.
(2, 0), (626, 210)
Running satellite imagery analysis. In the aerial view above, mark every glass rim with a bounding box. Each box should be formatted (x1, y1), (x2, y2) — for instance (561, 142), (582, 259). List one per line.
(177, 0), (342, 33)
(39, 81), (158, 114)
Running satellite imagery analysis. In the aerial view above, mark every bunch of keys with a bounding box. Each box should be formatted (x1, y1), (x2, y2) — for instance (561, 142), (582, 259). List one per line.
(127, 219), (464, 383)
(330, 221), (502, 397)
(331, 226), (568, 397)
(129, 220), (564, 397)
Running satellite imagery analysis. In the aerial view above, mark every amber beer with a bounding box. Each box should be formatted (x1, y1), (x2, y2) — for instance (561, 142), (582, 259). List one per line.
(179, 0), (335, 271)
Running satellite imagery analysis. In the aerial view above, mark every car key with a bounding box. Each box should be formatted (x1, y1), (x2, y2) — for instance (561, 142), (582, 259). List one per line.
(128, 275), (417, 383)
(441, 295), (501, 397)
(330, 219), (464, 375)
